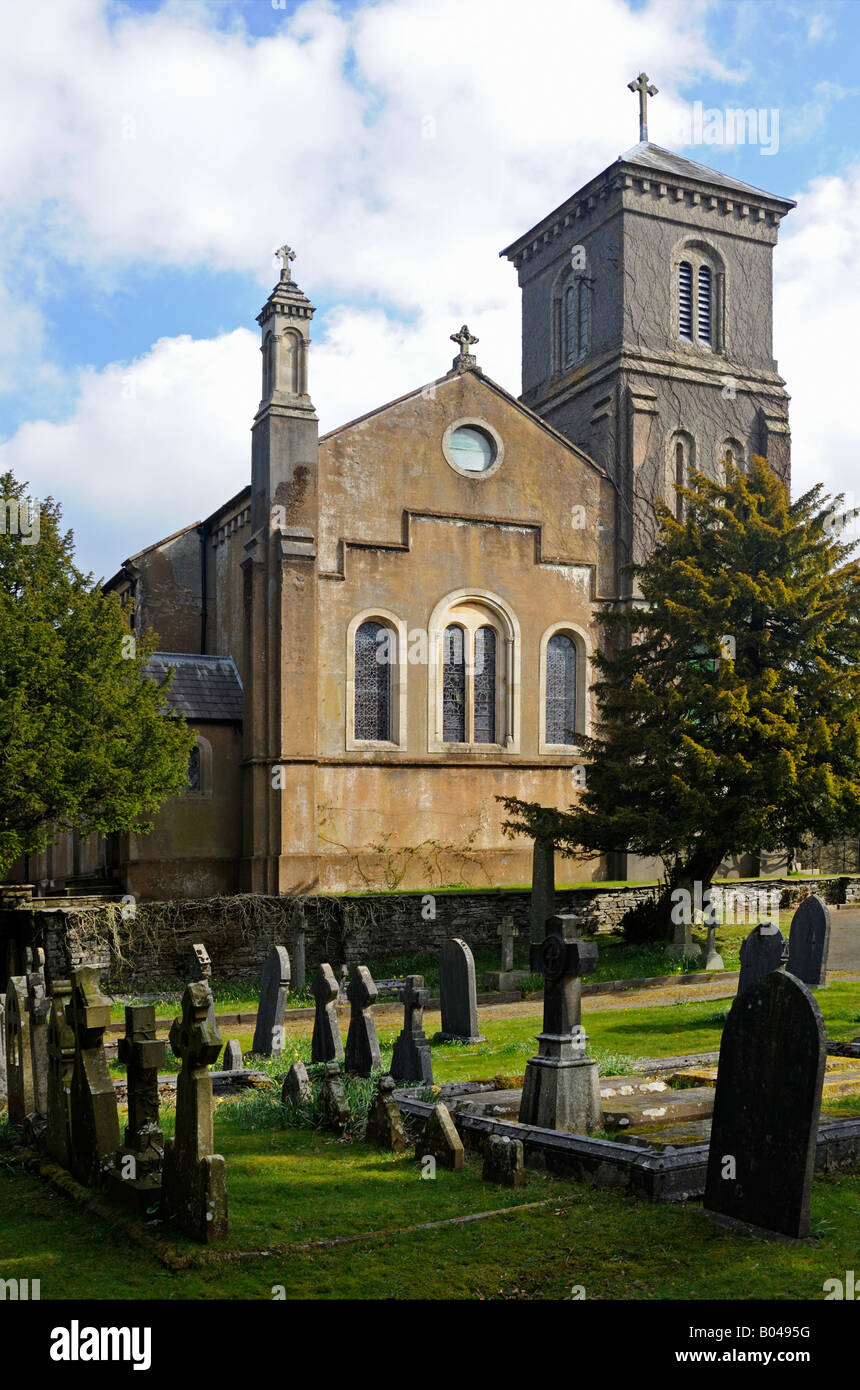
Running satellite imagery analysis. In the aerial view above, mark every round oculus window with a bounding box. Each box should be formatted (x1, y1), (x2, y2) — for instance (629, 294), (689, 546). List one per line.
(447, 425), (496, 473)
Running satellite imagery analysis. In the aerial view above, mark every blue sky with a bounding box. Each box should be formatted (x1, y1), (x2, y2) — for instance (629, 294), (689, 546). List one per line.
(0, 0), (857, 576)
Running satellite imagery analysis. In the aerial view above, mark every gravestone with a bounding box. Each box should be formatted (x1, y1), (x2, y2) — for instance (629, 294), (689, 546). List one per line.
(364, 1075), (407, 1154)
(311, 963), (344, 1063)
(25, 947), (50, 1117)
(787, 895), (831, 988)
(737, 924), (786, 997)
(222, 1040), (243, 1071)
(345, 965), (381, 1076)
(252, 945), (290, 1057)
(282, 1061), (311, 1106)
(701, 924), (724, 972)
(389, 975), (433, 1084)
(188, 943), (217, 1030)
(666, 915), (695, 960)
(320, 1060), (350, 1133)
(703, 971), (826, 1239)
(338, 964), (349, 999)
(0, 993), (6, 1106)
(483, 1134), (525, 1187)
(67, 966), (121, 1186)
(530, 838), (555, 943)
(161, 980), (228, 1243)
(292, 914), (308, 992)
(519, 915), (601, 1133)
(4, 976), (33, 1124)
(484, 914), (530, 992)
(112, 1004), (167, 1210)
(45, 980), (75, 1169)
(415, 1102), (463, 1172)
(439, 939), (485, 1043)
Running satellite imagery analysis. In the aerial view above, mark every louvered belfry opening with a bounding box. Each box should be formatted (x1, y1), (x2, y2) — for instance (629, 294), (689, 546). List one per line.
(678, 261), (693, 340)
(697, 265), (712, 344)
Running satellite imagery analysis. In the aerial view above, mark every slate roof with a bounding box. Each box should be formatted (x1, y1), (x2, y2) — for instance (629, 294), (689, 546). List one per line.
(617, 142), (796, 206)
(143, 653), (244, 723)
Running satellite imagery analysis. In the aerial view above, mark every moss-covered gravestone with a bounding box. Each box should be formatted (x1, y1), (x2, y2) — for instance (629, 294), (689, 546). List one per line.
(282, 1060), (311, 1106)
(483, 1134), (525, 1187)
(345, 965), (381, 1076)
(67, 967), (121, 1186)
(45, 980), (75, 1170)
(415, 1102), (464, 1172)
(111, 1005), (167, 1211)
(162, 981), (227, 1243)
(320, 1060), (350, 1133)
(364, 1075), (407, 1154)
(703, 971), (826, 1240)
(4, 976), (32, 1124)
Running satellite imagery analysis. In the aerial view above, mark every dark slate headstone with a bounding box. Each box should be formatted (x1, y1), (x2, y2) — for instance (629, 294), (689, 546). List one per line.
(737, 924), (786, 997)
(252, 945), (290, 1057)
(530, 838), (555, 944)
(439, 939), (485, 1043)
(311, 963), (343, 1063)
(787, 895), (831, 988)
(222, 1040), (243, 1071)
(704, 971), (826, 1239)
(344, 965), (381, 1076)
(389, 975), (433, 1084)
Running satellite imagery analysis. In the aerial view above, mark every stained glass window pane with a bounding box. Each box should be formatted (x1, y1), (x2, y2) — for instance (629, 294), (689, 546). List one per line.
(442, 624), (466, 742)
(187, 745), (200, 791)
(355, 620), (391, 741)
(473, 626), (496, 744)
(546, 634), (576, 744)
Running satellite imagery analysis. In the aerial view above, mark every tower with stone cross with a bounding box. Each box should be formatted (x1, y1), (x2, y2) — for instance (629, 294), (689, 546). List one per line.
(518, 914), (601, 1133)
(161, 980), (228, 1243)
(501, 74), (795, 627)
(242, 240), (320, 893)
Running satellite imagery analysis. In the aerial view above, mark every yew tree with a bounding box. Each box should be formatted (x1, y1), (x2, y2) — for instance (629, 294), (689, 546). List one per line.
(0, 471), (195, 877)
(499, 456), (860, 933)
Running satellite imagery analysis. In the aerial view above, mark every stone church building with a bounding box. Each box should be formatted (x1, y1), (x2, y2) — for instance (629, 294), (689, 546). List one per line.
(21, 135), (795, 900)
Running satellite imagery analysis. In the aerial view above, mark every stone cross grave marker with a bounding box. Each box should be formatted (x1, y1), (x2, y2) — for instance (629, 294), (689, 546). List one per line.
(26, 947), (50, 1117)
(311, 963), (344, 1063)
(67, 966), (121, 1186)
(439, 938), (485, 1043)
(345, 965), (381, 1076)
(162, 980), (228, 1243)
(499, 916), (517, 973)
(252, 945), (290, 1057)
(364, 1075), (407, 1154)
(188, 943), (217, 1030)
(5, 976), (33, 1124)
(737, 923), (786, 997)
(45, 979), (75, 1170)
(704, 970), (826, 1239)
(787, 895), (831, 988)
(530, 838), (556, 944)
(390, 974), (433, 1084)
(519, 915), (601, 1133)
(112, 1004), (167, 1209)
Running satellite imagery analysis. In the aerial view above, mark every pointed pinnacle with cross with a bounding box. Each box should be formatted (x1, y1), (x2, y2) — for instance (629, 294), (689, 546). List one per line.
(628, 72), (658, 142)
(275, 244), (296, 282)
(451, 324), (478, 354)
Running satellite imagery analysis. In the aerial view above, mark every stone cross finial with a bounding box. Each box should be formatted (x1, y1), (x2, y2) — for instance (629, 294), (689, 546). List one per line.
(275, 244), (297, 281)
(450, 324), (479, 371)
(628, 72), (658, 142)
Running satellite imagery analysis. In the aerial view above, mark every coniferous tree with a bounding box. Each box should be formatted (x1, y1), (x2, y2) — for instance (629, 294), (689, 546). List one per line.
(0, 471), (195, 877)
(499, 457), (860, 935)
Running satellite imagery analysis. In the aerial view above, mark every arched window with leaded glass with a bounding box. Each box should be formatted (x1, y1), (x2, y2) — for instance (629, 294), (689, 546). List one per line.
(442, 624), (466, 742)
(354, 620), (392, 741)
(545, 633), (577, 745)
(473, 626), (496, 744)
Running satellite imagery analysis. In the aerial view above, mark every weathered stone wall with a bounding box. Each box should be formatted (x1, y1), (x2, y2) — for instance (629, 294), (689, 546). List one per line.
(3, 875), (854, 991)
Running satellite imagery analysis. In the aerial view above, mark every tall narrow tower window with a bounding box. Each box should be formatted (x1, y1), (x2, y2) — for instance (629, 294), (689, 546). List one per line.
(697, 265), (712, 345)
(354, 621), (391, 741)
(564, 283), (577, 366)
(678, 262), (693, 341)
(562, 279), (590, 368)
(675, 440), (686, 520)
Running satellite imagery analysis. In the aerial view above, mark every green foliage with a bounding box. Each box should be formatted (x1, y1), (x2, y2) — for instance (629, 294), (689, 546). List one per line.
(0, 470), (195, 876)
(500, 457), (860, 890)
